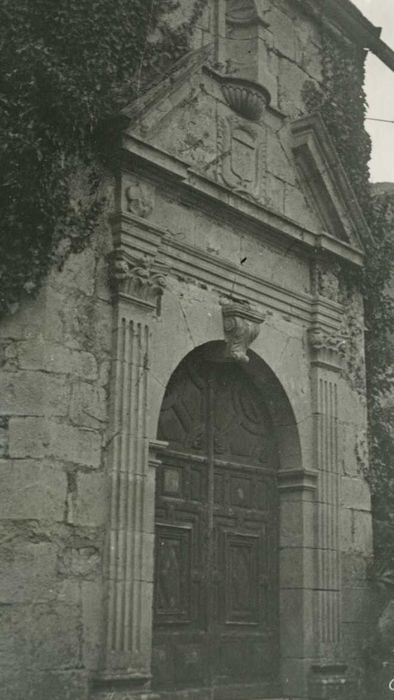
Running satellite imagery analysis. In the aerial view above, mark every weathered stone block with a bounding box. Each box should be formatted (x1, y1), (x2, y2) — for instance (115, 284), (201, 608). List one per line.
(0, 460), (66, 521)
(0, 602), (81, 670)
(0, 291), (45, 341)
(340, 509), (373, 554)
(266, 173), (285, 213)
(57, 545), (101, 580)
(342, 587), (374, 624)
(0, 669), (88, 700)
(278, 58), (310, 116)
(44, 287), (112, 356)
(0, 541), (58, 604)
(18, 339), (98, 380)
(0, 371), (70, 416)
(341, 621), (367, 660)
(69, 381), (107, 428)
(50, 247), (96, 297)
(8, 417), (49, 459)
(0, 339), (18, 370)
(284, 182), (318, 230)
(74, 472), (107, 527)
(280, 500), (316, 549)
(266, 6), (297, 61)
(48, 421), (102, 469)
(352, 510), (373, 554)
(82, 581), (103, 670)
(267, 130), (296, 185)
(341, 476), (371, 511)
(0, 418), (8, 457)
(280, 546), (315, 589)
(342, 552), (371, 587)
(280, 588), (314, 657)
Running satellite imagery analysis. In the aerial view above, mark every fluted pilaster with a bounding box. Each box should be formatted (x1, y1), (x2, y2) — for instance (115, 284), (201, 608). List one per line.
(96, 250), (167, 694)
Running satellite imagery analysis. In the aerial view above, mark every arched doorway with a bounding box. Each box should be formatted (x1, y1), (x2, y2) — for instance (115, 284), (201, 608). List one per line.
(152, 344), (281, 698)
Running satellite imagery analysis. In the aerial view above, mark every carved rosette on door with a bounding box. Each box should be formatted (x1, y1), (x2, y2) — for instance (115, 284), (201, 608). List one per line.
(152, 346), (281, 699)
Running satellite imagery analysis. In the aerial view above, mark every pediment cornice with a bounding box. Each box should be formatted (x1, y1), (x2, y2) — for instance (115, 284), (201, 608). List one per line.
(290, 114), (370, 253)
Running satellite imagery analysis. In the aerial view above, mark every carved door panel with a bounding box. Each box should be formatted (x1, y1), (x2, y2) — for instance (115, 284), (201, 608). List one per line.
(152, 349), (280, 698)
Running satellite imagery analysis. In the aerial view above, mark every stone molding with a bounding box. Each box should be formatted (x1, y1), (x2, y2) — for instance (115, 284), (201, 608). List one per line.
(309, 663), (348, 700)
(113, 211), (347, 330)
(221, 300), (265, 362)
(148, 439), (168, 469)
(278, 468), (318, 493)
(109, 249), (167, 311)
(291, 114), (369, 251)
(121, 133), (365, 267)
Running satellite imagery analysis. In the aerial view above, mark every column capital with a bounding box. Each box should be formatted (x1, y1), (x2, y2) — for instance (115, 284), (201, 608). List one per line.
(308, 325), (347, 372)
(109, 249), (168, 312)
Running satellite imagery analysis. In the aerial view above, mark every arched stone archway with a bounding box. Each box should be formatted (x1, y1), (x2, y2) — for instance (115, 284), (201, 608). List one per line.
(150, 342), (315, 699)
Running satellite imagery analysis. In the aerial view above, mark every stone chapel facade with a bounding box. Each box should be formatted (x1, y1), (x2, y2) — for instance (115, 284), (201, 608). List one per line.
(2, 2), (391, 699)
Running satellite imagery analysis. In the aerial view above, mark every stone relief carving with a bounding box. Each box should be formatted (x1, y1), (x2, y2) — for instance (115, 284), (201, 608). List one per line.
(311, 256), (341, 302)
(222, 300), (265, 363)
(109, 249), (167, 308)
(308, 326), (347, 356)
(217, 115), (266, 201)
(125, 181), (154, 218)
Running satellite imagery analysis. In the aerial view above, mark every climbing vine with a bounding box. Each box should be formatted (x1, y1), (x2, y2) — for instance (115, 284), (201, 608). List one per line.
(0, 0), (205, 315)
(304, 29), (394, 568)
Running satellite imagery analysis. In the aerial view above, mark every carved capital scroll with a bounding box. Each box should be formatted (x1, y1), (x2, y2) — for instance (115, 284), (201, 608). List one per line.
(109, 249), (167, 311)
(308, 325), (347, 372)
(222, 301), (265, 363)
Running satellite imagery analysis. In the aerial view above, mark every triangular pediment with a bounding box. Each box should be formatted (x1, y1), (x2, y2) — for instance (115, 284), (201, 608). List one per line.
(121, 44), (214, 137)
(291, 114), (370, 251)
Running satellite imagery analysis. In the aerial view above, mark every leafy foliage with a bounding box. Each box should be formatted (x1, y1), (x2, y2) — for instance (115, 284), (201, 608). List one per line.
(0, 0), (203, 314)
(305, 30), (394, 571)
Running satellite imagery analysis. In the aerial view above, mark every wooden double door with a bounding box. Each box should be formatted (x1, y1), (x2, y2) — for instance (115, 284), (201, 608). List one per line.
(153, 348), (280, 698)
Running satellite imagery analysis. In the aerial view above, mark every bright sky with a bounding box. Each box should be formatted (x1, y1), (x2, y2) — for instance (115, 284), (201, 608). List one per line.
(351, 0), (394, 183)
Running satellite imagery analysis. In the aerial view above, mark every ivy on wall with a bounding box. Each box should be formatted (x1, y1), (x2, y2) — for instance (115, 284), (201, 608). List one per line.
(0, 0), (205, 315)
(304, 31), (394, 570)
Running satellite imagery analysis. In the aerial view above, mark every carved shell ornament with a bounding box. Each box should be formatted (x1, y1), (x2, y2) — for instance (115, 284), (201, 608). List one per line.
(206, 68), (271, 122)
(220, 76), (271, 122)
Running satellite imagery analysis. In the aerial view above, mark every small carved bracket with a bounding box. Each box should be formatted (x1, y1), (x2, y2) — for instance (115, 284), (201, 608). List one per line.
(109, 249), (167, 311)
(222, 301), (265, 363)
